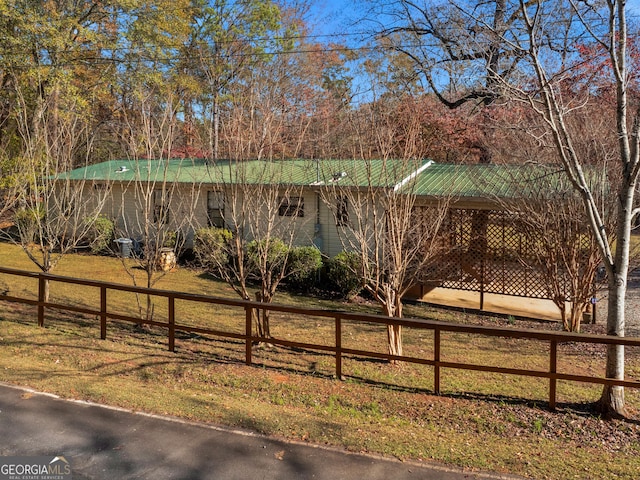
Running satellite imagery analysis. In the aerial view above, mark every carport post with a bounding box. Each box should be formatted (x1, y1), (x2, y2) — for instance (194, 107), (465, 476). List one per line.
(434, 327), (441, 395)
(479, 257), (485, 311)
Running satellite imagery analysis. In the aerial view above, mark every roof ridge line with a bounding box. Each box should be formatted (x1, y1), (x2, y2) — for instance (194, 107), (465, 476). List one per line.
(393, 160), (434, 193)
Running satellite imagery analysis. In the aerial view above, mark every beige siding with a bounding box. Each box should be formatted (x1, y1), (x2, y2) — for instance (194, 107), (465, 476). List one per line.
(95, 182), (199, 242)
(96, 183), (339, 253)
(316, 189), (387, 258)
(315, 191), (348, 258)
(87, 180), (387, 261)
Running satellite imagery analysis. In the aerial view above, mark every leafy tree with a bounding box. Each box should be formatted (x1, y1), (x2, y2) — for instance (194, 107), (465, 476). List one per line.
(171, 0), (298, 160)
(0, 0), (128, 165)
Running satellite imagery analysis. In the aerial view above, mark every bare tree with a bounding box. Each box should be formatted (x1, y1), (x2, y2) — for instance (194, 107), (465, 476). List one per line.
(378, 0), (638, 418)
(375, 0), (532, 163)
(324, 157), (450, 358)
(7, 82), (110, 302)
(504, 167), (611, 332)
(509, 0), (640, 417)
(334, 83), (455, 358)
(115, 92), (201, 322)
(191, 38), (323, 338)
(194, 159), (312, 338)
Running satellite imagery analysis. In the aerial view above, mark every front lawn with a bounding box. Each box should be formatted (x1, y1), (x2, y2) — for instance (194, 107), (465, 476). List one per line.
(0, 243), (639, 479)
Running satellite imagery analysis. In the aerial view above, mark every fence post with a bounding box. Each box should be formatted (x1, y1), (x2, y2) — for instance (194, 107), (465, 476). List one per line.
(335, 316), (342, 379)
(549, 340), (558, 410)
(37, 275), (45, 327)
(168, 296), (175, 352)
(434, 327), (441, 395)
(245, 306), (252, 365)
(100, 286), (107, 340)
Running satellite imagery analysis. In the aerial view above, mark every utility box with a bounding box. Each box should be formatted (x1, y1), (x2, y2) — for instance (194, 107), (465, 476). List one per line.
(115, 238), (133, 258)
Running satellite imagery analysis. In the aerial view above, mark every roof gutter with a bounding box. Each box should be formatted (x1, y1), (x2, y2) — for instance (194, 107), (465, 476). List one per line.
(393, 160), (434, 193)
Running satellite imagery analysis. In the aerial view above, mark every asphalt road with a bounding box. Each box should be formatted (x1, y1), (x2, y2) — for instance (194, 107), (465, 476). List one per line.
(0, 384), (523, 480)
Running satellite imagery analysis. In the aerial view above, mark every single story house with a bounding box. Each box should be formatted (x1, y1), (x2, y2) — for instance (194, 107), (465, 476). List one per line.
(64, 157), (444, 258)
(61, 158), (595, 321)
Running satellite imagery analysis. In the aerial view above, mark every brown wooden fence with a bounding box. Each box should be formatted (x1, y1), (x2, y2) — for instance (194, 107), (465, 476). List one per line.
(0, 265), (639, 410)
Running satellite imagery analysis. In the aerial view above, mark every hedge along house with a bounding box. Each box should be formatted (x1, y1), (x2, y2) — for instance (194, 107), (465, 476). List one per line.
(62, 158), (600, 324)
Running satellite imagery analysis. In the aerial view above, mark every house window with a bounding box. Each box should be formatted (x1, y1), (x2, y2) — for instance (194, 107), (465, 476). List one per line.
(278, 196), (304, 217)
(207, 191), (225, 228)
(153, 189), (170, 224)
(93, 183), (110, 191)
(336, 196), (349, 226)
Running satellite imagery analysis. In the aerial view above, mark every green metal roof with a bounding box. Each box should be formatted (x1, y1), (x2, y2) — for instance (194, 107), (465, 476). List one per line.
(62, 158), (429, 188)
(63, 158), (581, 200)
(407, 163), (575, 198)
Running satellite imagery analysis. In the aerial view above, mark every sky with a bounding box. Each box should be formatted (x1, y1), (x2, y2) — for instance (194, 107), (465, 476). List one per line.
(302, 0), (378, 102)
(304, 0), (640, 104)
(313, 0), (640, 36)
(307, 0), (371, 39)
(629, 0), (640, 16)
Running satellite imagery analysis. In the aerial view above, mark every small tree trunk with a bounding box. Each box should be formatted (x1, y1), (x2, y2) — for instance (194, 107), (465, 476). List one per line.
(562, 298), (586, 333)
(598, 198), (632, 418)
(43, 252), (52, 303)
(213, 95), (220, 160)
(569, 306), (582, 333)
(555, 297), (569, 332)
(384, 295), (403, 360)
(43, 278), (50, 304)
(387, 324), (403, 358)
(599, 379), (626, 419)
(254, 291), (271, 339)
(598, 273), (627, 418)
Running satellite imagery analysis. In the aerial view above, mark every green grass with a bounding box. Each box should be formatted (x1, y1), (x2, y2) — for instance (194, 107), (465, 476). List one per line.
(0, 243), (640, 479)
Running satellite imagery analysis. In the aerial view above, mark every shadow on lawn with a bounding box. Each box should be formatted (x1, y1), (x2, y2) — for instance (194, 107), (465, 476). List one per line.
(3, 305), (640, 427)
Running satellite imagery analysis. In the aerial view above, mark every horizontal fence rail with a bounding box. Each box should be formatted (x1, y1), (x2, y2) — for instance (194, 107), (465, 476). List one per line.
(0, 265), (639, 409)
